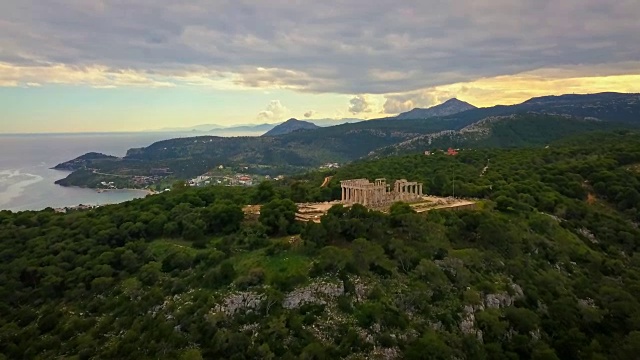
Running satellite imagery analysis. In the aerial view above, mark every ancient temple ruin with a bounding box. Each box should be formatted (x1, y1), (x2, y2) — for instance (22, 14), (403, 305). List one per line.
(340, 178), (423, 207)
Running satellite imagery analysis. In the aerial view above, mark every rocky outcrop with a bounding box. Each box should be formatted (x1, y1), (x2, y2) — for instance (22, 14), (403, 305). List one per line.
(283, 281), (344, 309)
(460, 305), (484, 342)
(577, 227), (599, 244)
(214, 281), (346, 317)
(214, 291), (264, 316)
(459, 283), (525, 343)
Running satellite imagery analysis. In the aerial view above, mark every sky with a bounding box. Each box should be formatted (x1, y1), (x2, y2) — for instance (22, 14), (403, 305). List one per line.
(1, 0), (640, 133)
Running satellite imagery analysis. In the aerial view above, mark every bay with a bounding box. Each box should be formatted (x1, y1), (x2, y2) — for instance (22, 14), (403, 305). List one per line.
(0, 132), (192, 211)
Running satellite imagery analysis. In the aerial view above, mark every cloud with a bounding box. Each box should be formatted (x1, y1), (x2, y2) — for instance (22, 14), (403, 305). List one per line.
(0, 62), (176, 88)
(257, 100), (289, 122)
(0, 0), (638, 95)
(348, 95), (372, 114)
(0, 62), (252, 89)
(303, 110), (315, 118)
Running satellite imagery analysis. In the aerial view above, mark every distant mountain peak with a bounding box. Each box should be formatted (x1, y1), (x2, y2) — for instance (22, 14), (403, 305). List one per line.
(262, 118), (319, 136)
(442, 98), (466, 105)
(395, 98), (477, 119)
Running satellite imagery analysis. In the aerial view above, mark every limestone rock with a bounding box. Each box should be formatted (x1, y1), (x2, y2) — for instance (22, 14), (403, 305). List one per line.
(577, 227), (599, 244)
(484, 292), (514, 309)
(371, 346), (401, 360)
(282, 281), (344, 309)
(459, 305), (484, 342)
(484, 284), (524, 309)
(214, 291), (263, 316)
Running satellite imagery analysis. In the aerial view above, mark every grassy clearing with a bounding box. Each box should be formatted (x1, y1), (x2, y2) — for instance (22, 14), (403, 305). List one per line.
(232, 248), (311, 281)
(148, 238), (198, 258)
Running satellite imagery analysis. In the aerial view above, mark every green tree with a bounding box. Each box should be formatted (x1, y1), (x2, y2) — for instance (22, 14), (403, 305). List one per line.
(202, 201), (244, 235)
(259, 198), (298, 236)
(253, 181), (277, 204)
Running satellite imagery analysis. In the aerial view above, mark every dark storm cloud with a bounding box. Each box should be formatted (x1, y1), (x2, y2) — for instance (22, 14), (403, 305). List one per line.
(1, 0), (639, 93)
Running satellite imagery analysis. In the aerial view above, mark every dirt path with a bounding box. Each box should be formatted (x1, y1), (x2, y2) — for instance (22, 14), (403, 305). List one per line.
(320, 176), (333, 187)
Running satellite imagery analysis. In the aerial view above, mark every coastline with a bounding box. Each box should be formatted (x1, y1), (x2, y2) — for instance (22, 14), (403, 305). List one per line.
(55, 183), (155, 195)
(95, 188), (157, 195)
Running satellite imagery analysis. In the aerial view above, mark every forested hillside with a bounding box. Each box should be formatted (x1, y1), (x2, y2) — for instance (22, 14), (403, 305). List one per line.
(53, 92), (640, 189)
(372, 114), (634, 157)
(2, 131), (640, 359)
(54, 117), (470, 181)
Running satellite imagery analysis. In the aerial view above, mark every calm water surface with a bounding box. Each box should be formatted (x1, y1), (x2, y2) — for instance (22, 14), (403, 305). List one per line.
(0, 133), (188, 211)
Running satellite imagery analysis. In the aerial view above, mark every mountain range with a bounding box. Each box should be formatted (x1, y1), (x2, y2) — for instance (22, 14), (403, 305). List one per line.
(54, 92), (640, 187)
(150, 118), (363, 134)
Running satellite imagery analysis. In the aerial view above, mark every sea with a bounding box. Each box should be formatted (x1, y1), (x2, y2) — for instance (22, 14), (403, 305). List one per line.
(0, 132), (214, 212)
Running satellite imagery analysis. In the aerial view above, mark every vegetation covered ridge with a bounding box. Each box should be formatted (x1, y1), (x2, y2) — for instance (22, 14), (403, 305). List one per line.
(2, 131), (640, 359)
(52, 92), (640, 189)
(371, 113), (635, 157)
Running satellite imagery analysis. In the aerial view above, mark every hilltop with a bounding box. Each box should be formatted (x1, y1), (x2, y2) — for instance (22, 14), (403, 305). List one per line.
(394, 98), (477, 119)
(3, 131), (640, 359)
(263, 118), (320, 136)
